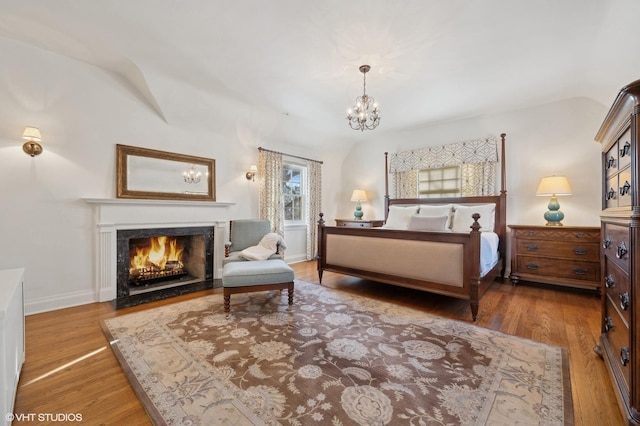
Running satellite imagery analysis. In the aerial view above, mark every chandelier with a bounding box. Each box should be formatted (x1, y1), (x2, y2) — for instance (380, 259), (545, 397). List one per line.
(346, 65), (380, 131)
(183, 164), (202, 184)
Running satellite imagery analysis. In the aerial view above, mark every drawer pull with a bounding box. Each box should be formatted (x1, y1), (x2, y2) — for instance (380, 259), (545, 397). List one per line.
(573, 247), (588, 255)
(604, 274), (615, 288)
(620, 292), (630, 311)
(619, 180), (631, 196)
(526, 263), (539, 270)
(607, 187), (616, 200)
(607, 156), (616, 169)
(616, 242), (628, 259)
(620, 347), (630, 366)
(604, 316), (614, 332)
(573, 268), (589, 275)
(526, 244), (538, 251)
(620, 141), (631, 158)
(603, 236), (612, 249)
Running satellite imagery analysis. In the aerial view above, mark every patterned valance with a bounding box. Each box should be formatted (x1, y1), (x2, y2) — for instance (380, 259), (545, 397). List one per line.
(389, 136), (498, 173)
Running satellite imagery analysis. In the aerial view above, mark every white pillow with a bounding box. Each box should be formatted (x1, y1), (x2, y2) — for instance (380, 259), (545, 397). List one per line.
(383, 205), (419, 229)
(408, 215), (450, 232)
(451, 204), (496, 233)
(417, 204), (454, 229)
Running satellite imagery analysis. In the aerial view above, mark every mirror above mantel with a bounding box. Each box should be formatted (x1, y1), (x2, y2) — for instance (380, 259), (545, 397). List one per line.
(116, 144), (216, 201)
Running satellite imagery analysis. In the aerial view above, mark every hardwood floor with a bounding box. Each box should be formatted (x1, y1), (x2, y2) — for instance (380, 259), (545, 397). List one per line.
(14, 261), (624, 425)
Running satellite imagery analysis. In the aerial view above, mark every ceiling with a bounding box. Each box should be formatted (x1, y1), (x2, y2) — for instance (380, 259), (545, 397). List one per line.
(1, 0), (639, 148)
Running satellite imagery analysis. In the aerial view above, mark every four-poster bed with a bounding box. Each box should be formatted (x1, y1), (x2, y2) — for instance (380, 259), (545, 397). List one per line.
(317, 133), (507, 321)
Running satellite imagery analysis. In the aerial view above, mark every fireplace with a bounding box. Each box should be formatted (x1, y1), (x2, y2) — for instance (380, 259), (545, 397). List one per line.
(115, 226), (214, 308)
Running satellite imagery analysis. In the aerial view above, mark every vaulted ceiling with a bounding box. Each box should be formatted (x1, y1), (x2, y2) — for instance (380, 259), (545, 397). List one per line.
(1, 1), (639, 148)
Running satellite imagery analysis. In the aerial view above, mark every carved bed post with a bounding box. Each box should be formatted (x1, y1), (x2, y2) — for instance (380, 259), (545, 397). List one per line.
(317, 213), (325, 283)
(499, 133), (507, 278)
(384, 152), (390, 221)
(469, 213), (482, 321)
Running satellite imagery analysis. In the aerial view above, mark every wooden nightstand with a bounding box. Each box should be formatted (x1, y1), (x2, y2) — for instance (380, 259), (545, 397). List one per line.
(509, 225), (601, 291)
(335, 219), (384, 228)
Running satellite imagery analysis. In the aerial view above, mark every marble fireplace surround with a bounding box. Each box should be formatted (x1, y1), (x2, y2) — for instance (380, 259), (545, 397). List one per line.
(84, 198), (233, 302)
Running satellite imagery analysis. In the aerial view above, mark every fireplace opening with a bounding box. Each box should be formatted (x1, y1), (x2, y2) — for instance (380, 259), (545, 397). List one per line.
(116, 226), (214, 308)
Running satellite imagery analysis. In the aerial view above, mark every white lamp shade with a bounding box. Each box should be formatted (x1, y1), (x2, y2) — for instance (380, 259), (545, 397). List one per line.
(249, 164), (257, 172)
(22, 126), (42, 142)
(350, 189), (367, 202)
(536, 176), (572, 196)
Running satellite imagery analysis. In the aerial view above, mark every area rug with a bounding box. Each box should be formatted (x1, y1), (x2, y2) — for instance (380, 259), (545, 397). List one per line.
(102, 280), (573, 425)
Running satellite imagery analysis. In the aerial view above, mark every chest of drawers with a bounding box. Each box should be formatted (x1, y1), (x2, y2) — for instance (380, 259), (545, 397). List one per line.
(508, 225), (601, 290)
(594, 78), (640, 425)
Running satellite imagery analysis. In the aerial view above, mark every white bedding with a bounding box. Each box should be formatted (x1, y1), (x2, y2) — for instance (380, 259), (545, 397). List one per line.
(480, 232), (500, 277)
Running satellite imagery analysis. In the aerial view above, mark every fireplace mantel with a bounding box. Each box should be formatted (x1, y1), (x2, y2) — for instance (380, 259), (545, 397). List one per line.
(84, 198), (234, 302)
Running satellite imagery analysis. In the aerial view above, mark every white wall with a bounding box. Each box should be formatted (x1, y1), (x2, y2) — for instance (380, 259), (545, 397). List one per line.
(0, 37), (345, 314)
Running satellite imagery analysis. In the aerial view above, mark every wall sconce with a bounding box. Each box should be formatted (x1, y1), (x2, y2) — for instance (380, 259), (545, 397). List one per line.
(22, 126), (43, 157)
(536, 175), (572, 226)
(245, 164), (257, 181)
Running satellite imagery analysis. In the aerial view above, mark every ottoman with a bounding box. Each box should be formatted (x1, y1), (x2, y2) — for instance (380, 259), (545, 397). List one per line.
(222, 259), (294, 312)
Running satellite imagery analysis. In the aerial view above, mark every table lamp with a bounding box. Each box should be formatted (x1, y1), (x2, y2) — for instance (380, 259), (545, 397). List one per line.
(536, 176), (572, 226)
(350, 189), (367, 220)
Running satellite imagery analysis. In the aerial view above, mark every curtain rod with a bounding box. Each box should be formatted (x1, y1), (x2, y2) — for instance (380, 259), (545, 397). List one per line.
(258, 147), (323, 164)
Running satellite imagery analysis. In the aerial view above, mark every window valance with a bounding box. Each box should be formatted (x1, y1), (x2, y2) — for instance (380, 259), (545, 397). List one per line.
(389, 136), (498, 173)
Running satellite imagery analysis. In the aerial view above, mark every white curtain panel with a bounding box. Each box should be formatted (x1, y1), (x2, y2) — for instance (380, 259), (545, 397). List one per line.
(258, 150), (284, 237)
(306, 160), (322, 260)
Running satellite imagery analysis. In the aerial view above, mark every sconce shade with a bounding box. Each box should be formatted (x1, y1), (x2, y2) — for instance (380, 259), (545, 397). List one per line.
(536, 176), (572, 226)
(22, 127), (42, 142)
(536, 176), (572, 196)
(22, 126), (43, 157)
(350, 189), (368, 202)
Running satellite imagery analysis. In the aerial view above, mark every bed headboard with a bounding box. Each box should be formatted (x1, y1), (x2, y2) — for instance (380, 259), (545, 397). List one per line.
(383, 133), (507, 257)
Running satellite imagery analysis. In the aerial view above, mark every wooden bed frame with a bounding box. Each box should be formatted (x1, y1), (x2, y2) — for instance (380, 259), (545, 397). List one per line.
(317, 133), (507, 321)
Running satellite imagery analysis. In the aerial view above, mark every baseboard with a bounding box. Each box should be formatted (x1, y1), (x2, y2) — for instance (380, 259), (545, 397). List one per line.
(25, 290), (97, 315)
(284, 254), (308, 264)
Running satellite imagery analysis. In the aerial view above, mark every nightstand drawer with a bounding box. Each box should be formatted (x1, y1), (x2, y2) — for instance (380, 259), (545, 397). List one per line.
(516, 256), (599, 282)
(515, 240), (599, 262)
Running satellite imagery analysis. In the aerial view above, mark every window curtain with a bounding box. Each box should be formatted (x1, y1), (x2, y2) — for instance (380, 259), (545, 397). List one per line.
(305, 160), (322, 260)
(258, 150), (284, 237)
(389, 136), (498, 197)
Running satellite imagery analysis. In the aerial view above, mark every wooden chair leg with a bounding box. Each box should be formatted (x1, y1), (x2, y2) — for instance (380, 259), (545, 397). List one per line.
(224, 294), (230, 312)
(288, 283), (294, 305)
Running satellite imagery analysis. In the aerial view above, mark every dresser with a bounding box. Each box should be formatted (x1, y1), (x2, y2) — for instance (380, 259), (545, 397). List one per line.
(0, 268), (25, 426)
(335, 219), (384, 228)
(594, 79), (640, 425)
(508, 225), (601, 290)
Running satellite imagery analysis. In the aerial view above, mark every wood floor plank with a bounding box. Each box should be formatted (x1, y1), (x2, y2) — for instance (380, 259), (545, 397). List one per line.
(12, 261), (624, 425)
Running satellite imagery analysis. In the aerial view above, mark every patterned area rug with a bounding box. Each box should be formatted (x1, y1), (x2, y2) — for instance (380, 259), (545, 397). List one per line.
(102, 280), (573, 425)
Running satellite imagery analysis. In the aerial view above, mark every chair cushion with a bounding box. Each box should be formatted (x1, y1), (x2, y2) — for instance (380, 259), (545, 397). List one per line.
(222, 259), (294, 288)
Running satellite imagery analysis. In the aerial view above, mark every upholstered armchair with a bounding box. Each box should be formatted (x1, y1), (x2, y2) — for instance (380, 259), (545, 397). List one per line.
(224, 219), (285, 264)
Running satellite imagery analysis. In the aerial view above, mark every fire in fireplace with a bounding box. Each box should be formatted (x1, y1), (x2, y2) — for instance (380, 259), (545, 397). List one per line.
(116, 226), (214, 308)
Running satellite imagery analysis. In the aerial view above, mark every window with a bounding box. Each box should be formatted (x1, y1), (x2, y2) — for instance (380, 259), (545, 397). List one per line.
(282, 162), (306, 222)
(418, 166), (461, 198)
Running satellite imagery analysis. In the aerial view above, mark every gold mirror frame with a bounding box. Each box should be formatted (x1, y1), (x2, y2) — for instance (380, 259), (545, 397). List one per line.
(116, 144), (216, 201)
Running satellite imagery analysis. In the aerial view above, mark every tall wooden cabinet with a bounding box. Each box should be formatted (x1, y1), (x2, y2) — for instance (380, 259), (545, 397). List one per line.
(594, 79), (640, 425)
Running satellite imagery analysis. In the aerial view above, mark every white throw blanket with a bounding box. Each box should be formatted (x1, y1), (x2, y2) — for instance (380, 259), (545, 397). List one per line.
(240, 233), (287, 261)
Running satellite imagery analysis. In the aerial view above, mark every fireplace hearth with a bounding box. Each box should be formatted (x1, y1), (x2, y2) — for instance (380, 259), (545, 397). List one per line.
(115, 226), (214, 308)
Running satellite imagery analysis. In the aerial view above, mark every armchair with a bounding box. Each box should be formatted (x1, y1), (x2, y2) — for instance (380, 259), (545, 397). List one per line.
(224, 219), (284, 263)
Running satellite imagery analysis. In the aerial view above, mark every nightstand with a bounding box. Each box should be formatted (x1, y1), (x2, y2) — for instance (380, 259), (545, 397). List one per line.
(509, 225), (601, 291)
(335, 219), (384, 228)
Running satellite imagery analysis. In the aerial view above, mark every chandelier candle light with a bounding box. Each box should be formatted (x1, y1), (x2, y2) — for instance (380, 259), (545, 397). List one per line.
(536, 175), (572, 226)
(351, 189), (368, 220)
(183, 164), (202, 184)
(347, 65), (380, 131)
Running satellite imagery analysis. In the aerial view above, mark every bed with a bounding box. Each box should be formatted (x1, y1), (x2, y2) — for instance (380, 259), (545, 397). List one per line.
(317, 134), (507, 321)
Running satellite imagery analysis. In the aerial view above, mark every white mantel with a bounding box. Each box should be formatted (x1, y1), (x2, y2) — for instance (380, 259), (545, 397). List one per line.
(84, 198), (234, 302)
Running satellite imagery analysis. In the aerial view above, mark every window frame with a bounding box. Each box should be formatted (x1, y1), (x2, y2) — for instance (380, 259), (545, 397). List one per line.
(282, 161), (307, 225)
